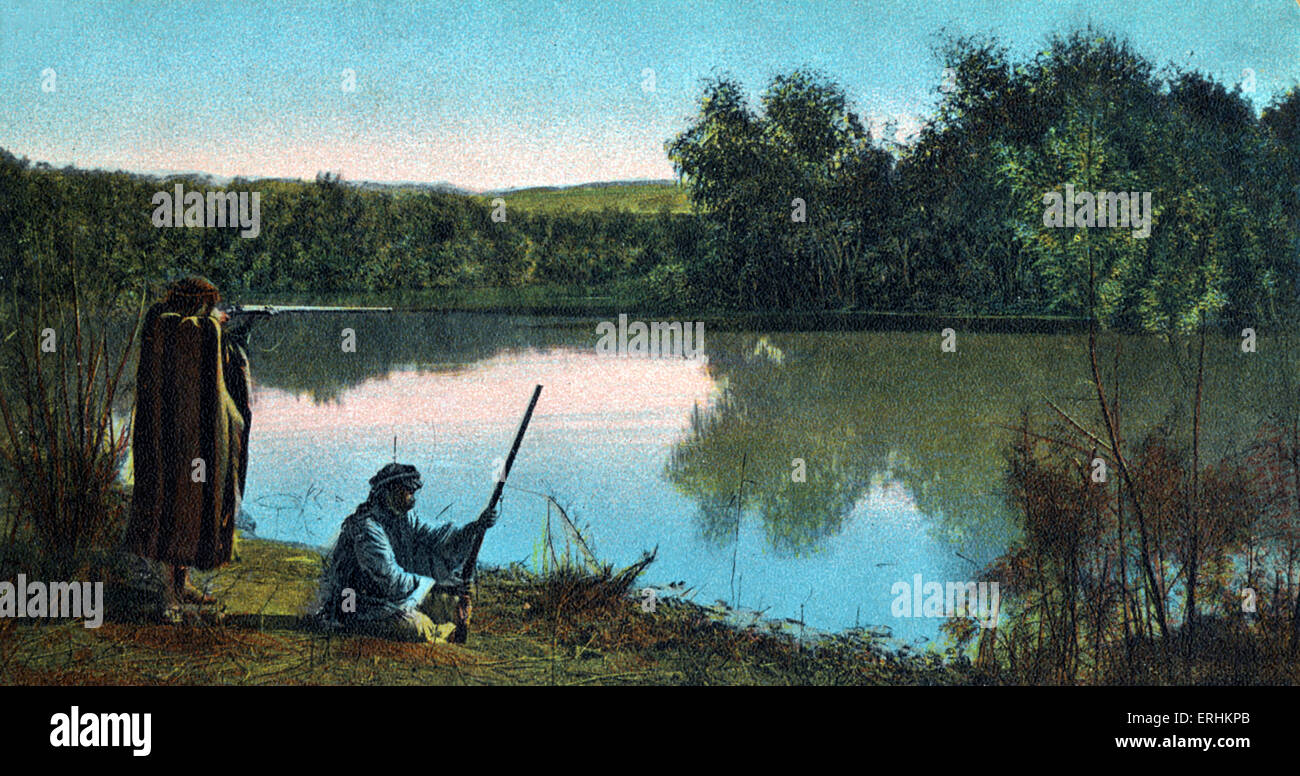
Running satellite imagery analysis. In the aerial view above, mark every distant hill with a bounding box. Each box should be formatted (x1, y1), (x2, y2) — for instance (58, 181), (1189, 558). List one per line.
(5, 151), (687, 212)
(129, 168), (680, 206)
(344, 179), (476, 196)
(483, 178), (675, 195)
(118, 168), (476, 196)
(478, 180), (690, 214)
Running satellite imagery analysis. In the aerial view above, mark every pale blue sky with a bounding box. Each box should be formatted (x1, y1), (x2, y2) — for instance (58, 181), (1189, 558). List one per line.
(1, 0), (1297, 190)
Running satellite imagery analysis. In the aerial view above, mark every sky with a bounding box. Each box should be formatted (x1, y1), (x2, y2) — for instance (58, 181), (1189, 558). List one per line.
(1, 0), (1298, 191)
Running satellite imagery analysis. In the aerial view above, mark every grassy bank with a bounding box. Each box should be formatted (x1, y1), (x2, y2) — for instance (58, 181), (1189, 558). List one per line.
(0, 537), (968, 686)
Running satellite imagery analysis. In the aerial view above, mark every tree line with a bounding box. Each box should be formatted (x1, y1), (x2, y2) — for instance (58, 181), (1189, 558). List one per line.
(668, 29), (1300, 328)
(3, 29), (1297, 327)
(0, 156), (708, 313)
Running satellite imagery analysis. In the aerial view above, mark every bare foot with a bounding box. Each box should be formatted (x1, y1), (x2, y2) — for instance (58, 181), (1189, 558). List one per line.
(179, 582), (216, 605)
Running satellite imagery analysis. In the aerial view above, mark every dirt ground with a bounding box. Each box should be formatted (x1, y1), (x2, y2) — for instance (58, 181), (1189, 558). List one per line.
(0, 536), (967, 686)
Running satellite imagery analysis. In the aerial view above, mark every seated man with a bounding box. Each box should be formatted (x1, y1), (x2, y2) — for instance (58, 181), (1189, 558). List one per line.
(315, 462), (495, 643)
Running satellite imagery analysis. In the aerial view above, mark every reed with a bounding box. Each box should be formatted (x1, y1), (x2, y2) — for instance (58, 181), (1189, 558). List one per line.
(531, 494), (600, 576)
(0, 257), (142, 573)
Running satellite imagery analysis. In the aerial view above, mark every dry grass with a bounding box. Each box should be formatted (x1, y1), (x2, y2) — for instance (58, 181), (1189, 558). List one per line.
(0, 536), (967, 686)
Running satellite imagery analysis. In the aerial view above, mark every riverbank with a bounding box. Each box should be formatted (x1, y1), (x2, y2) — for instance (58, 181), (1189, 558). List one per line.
(0, 536), (970, 686)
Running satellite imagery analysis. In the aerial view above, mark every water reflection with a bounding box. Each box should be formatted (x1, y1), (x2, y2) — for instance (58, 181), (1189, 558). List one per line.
(664, 328), (1284, 560)
(241, 312), (580, 402)
(115, 312), (1286, 637)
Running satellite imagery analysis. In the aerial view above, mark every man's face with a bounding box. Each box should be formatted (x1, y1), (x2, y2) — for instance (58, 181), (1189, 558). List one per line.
(387, 484), (417, 513)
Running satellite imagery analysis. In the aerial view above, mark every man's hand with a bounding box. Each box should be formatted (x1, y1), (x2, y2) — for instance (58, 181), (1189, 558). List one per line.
(226, 319), (253, 350)
(225, 311), (269, 348)
(225, 312), (251, 335)
(476, 506), (499, 530)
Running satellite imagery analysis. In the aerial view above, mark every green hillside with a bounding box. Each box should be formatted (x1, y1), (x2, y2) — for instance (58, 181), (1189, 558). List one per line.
(480, 182), (690, 214)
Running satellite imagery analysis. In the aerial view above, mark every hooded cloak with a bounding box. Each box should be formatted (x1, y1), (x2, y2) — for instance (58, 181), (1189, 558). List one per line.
(125, 304), (251, 569)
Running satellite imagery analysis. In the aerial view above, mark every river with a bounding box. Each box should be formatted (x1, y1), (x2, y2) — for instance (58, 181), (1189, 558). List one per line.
(216, 312), (1286, 643)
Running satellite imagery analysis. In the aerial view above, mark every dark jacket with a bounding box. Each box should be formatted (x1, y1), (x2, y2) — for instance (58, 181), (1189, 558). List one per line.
(317, 498), (481, 624)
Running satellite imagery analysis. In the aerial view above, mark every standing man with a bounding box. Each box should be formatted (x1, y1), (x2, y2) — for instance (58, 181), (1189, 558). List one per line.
(315, 462), (496, 643)
(126, 276), (254, 607)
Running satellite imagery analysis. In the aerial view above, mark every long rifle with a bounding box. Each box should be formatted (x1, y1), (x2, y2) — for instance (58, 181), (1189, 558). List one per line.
(451, 384), (542, 643)
(226, 304), (394, 317)
(222, 305), (393, 347)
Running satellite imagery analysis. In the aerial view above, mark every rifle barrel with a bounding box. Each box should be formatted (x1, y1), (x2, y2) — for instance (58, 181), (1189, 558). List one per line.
(228, 304), (394, 315)
(486, 385), (543, 513)
(465, 384), (543, 584)
(449, 384), (542, 644)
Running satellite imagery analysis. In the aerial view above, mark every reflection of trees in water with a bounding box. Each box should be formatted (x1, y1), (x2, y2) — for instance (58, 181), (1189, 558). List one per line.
(109, 312), (588, 404)
(668, 389), (866, 556)
(666, 331), (1283, 557)
(244, 312), (586, 402)
(99, 312), (1283, 559)
(667, 337), (877, 556)
(667, 331), (1009, 556)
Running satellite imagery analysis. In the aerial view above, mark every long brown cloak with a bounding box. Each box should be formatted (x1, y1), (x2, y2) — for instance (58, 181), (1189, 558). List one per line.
(125, 309), (251, 569)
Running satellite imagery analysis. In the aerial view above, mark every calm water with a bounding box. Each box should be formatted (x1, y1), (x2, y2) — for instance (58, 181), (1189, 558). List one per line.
(212, 312), (1286, 643)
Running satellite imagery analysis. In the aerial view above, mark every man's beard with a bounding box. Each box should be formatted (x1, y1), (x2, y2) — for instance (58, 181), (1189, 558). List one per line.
(388, 493), (414, 514)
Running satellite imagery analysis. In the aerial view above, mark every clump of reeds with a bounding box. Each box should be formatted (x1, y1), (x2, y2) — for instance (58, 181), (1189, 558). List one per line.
(0, 259), (142, 574)
(523, 493), (657, 616)
(524, 552), (658, 622)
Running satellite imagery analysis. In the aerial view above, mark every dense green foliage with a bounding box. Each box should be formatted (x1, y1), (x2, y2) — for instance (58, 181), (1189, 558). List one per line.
(0, 158), (704, 311)
(668, 30), (1300, 325)
(1, 28), (1296, 325)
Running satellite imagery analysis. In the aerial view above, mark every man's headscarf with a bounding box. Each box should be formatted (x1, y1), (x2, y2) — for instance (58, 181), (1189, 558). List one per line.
(160, 276), (221, 316)
(369, 462), (423, 496)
